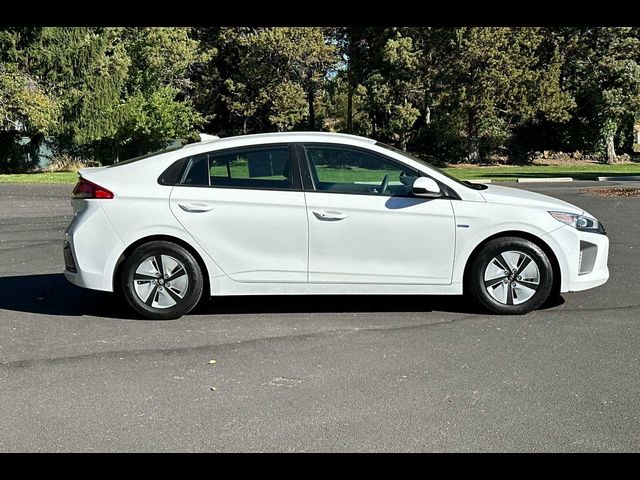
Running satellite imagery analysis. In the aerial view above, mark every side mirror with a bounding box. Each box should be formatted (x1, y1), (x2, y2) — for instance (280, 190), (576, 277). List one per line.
(412, 177), (442, 197)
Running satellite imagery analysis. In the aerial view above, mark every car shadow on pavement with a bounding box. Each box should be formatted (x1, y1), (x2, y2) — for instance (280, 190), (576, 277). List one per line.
(0, 273), (565, 319)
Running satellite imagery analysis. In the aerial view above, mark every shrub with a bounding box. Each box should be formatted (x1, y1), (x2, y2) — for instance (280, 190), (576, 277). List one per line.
(45, 154), (101, 172)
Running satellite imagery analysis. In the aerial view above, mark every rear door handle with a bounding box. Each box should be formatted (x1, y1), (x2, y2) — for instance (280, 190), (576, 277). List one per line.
(312, 210), (349, 221)
(178, 203), (214, 213)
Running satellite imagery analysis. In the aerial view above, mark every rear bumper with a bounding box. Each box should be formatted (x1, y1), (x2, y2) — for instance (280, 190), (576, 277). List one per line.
(63, 200), (125, 292)
(64, 261), (112, 291)
(543, 226), (609, 293)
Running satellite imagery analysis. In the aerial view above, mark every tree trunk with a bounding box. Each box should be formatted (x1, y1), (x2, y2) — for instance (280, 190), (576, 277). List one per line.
(425, 106), (431, 125)
(346, 41), (354, 134)
(467, 110), (480, 163)
(308, 83), (316, 130)
(242, 117), (248, 135)
(605, 131), (617, 164)
(399, 135), (408, 152)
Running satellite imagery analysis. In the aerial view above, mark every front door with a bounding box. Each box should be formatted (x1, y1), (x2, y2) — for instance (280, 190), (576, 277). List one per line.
(301, 144), (456, 284)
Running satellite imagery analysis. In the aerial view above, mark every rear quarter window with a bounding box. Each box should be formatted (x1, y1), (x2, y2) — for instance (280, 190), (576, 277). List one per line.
(171, 145), (296, 190)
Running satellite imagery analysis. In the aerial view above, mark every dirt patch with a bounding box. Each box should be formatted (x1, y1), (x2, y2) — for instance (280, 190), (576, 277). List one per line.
(585, 187), (640, 197)
(449, 158), (636, 168)
(532, 158), (605, 166)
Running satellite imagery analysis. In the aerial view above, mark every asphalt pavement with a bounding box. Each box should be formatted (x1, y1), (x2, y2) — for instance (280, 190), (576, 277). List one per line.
(0, 180), (639, 452)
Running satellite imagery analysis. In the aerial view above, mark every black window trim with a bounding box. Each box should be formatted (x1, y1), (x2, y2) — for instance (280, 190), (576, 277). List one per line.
(158, 143), (303, 192)
(295, 142), (459, 200)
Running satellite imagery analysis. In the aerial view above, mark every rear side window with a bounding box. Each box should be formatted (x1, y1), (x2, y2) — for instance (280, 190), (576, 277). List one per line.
(179, 146), (294, 190)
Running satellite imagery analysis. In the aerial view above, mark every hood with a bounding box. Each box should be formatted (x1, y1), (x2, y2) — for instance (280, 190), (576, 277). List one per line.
(480, 184), (583, 214)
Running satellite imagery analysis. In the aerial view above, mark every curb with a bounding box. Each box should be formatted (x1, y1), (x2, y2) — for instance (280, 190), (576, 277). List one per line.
(517, 177), (573, 183)
(597, 176), (640, 181)
(467, 179), (491, 184)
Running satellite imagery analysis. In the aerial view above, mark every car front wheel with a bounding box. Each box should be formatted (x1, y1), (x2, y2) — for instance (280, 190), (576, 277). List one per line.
(120, 241), (204, 320)
(469, 237), (554, 315)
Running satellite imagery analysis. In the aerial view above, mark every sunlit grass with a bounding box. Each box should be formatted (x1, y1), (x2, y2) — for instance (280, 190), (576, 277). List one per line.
(442, 163), (640, 181)
(0, 172), (79, 184)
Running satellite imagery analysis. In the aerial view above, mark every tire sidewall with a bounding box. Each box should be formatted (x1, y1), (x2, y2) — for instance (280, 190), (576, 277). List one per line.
(471, 238), (553, 315)
(120, 241), (204, 320)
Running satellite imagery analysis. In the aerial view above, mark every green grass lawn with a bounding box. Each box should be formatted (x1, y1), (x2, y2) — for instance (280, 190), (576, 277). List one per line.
(2, 162), (640, 185)
(0, 171), (79, 184)
(442, 163), (640, 181)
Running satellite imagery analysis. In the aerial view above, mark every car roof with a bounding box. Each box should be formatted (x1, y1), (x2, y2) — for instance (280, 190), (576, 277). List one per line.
(182, 131), (376, 151)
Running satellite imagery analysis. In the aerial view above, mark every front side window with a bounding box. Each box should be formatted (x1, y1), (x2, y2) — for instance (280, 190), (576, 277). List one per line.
(304, 145), (418, 196)
(180, 146), (293, 190)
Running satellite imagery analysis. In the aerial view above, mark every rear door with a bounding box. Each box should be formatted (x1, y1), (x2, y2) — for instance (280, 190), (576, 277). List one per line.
(169, 144), (308, 283)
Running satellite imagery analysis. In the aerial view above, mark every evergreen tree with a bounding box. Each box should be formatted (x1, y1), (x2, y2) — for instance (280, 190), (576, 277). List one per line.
(559, 27), (640, 163)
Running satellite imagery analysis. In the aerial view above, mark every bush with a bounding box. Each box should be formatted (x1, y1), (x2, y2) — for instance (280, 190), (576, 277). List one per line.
(45, 154), (101, 172)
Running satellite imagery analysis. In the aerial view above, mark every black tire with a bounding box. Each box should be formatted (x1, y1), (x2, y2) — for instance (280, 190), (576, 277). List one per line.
(120, 241), (204, 320)
(468, 237), (553, 315)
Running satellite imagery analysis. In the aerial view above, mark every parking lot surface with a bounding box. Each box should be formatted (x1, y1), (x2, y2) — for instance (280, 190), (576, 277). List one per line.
(1, 181), (639, 452)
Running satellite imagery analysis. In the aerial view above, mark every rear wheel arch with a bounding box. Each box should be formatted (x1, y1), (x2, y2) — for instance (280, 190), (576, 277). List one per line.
(113, 235), (210, 298)
(462, 230), (561, 298)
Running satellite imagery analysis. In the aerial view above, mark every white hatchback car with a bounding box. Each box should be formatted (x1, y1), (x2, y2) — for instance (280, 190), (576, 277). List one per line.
(64, 132), (609, 319)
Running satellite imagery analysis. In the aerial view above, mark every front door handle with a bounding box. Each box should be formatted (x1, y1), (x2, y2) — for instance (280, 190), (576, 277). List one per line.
(178, 203), (214, 213)
(312, 210), (349, 221)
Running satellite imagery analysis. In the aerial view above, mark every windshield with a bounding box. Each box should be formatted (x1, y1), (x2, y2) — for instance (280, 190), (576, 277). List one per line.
(375, 142), (486, 190)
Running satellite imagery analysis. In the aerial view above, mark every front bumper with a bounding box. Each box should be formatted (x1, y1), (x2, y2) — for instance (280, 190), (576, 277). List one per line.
(543, 225), (609, 293)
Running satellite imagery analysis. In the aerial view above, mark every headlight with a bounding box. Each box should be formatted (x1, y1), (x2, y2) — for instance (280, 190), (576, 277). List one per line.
(549, 211), (606, 234)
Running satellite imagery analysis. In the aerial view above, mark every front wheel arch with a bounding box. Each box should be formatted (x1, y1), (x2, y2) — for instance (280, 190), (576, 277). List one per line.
(462, 231), (561, 299)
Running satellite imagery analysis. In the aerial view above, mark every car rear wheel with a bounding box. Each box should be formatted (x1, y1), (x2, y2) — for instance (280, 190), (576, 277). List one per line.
(468, 237), (553, 315)
(120, 241), (204, 320)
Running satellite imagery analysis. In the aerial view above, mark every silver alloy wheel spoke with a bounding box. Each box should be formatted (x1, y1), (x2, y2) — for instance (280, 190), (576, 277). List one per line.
(134, 273), (156, 281)
(145, 285), (159, 306)
(133, 255), (189, 309)
(517, 279), (539, 290)
(484, 250), (540, 306)
(494, 253), (512, 272)
(506, 283), (514, 305)
(485, 276), (508, 289)
(516, 256), (532, 276)
(163, 285), (183, 304)
(166, 267), (186, 283)
(154, 255), (164, 277)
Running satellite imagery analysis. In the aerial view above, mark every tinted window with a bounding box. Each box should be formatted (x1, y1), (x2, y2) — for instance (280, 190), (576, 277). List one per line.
(375, 141), (480, 190)
(179, 146), (293, 190)
(304, 145), (418, 196)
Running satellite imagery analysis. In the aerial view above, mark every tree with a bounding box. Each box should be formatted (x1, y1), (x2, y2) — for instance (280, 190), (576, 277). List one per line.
(211, 27), (338, 134)
(0, 65), (59, 135)
(380, 32), (422, 150)
(439, 27), (574, 162)
(2, 27), (207, 163)
(23, 27), (130, 150)
(560, 27), (640, 163)
(114, 27), (208, 156)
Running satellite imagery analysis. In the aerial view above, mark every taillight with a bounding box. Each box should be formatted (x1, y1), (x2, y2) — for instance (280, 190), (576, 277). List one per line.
(72, 177), (114, 199)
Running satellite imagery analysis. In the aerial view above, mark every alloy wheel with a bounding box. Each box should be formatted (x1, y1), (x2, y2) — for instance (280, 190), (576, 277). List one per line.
(132, 255), (189, 309)
(483, 250), (540, 306)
